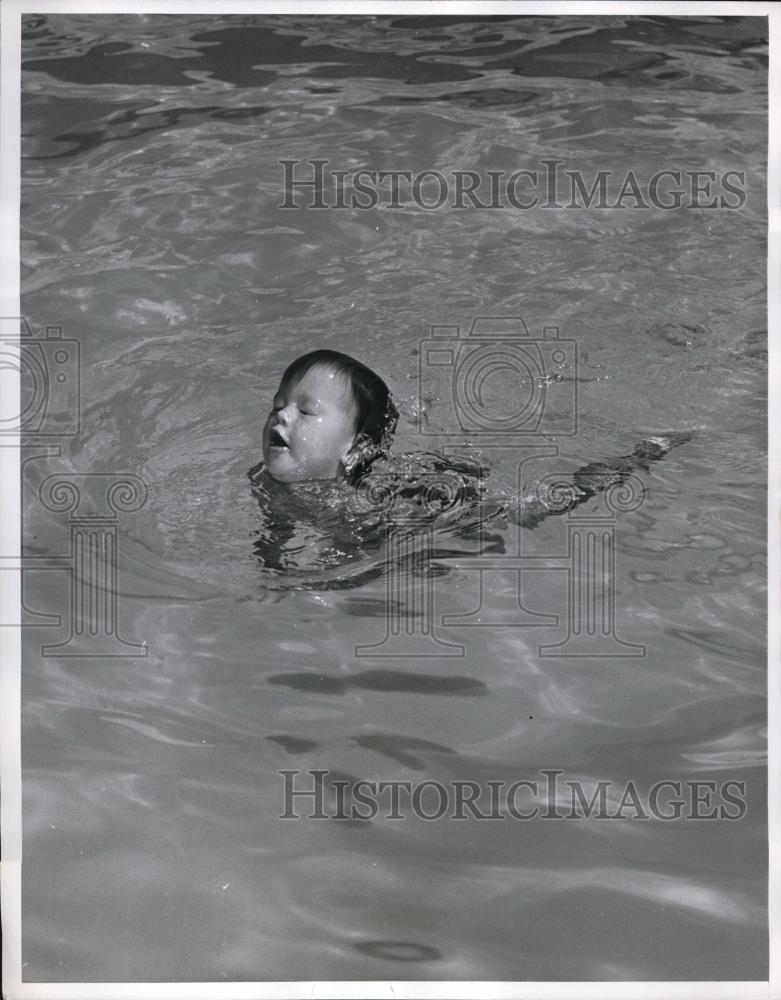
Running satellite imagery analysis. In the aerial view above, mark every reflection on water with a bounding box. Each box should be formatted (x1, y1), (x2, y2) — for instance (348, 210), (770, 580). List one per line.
(20, 12), (767, 983)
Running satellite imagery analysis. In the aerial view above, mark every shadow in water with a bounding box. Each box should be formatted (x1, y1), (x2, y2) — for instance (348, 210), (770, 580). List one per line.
(266, 735), (320, 754)
(267, 669), (488, 697)
(354, 939), (442, 962)
(352, 733), (458, 770)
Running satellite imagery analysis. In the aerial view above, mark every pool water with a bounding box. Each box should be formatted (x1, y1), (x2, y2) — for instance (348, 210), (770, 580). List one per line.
(19, 13), (767, 982)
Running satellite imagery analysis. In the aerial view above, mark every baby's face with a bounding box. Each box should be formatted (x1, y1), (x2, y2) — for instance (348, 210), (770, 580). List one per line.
(262, 366), (359, 482)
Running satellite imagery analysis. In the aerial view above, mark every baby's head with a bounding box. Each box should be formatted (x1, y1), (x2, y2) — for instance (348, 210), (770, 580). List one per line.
(262, 349), (398, 483)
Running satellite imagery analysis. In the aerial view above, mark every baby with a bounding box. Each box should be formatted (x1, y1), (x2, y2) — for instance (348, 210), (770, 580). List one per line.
(253, 348), (692, 525)
(258, 349), (398, 484)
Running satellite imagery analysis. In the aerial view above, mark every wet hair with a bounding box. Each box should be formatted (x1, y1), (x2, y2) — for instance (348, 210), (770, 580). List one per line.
(279, 349), (399, 478)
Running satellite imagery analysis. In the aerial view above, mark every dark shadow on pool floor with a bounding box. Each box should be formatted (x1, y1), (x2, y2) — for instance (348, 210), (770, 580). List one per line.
(267, 669), (488, 696)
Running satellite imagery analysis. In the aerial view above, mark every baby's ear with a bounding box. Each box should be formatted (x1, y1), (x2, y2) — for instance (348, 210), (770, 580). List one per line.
(343, 433), (376, 475)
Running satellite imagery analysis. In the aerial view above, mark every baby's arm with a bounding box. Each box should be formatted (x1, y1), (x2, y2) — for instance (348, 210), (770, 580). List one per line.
(515, 432), (693, 528)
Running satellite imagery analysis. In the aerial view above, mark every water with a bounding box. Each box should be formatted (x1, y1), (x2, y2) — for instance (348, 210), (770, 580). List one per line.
(19, 13), (767, 982)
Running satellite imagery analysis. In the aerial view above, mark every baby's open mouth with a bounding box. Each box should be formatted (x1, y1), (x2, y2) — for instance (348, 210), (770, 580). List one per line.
(269, 427), (289, 448)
